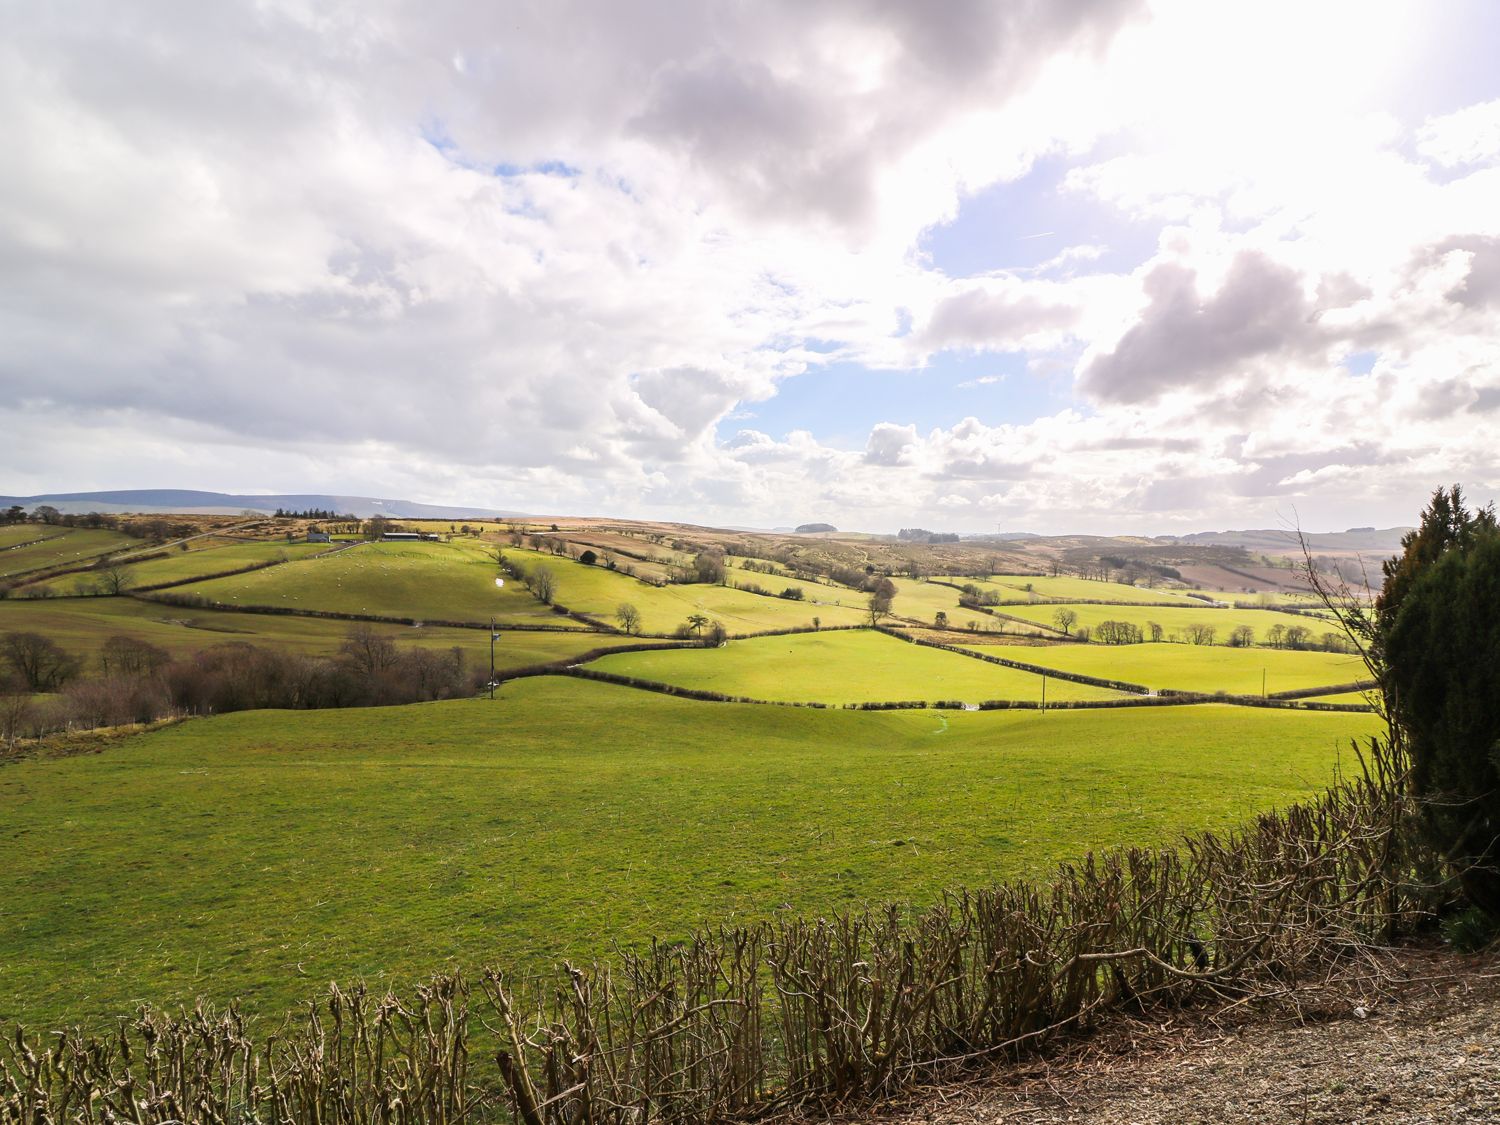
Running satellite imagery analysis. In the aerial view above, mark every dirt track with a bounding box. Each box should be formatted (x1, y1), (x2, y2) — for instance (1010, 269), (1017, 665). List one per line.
(808, 949), (1499, 1125)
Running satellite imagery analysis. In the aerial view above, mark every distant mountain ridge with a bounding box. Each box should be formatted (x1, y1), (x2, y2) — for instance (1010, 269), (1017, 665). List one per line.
(0, 489), (526, 520)
(1164, 526), (1412, 553)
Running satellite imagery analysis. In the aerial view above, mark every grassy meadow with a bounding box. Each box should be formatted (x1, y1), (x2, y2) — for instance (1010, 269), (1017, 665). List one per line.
(500, 546), (867, 634)
(0, 528), (139, 579)
(27, 540), (332, 594)
(962, 641), (1371, 696)
(0, 517), (1399, 1044)
(995, 601), (1342, 645)
(175, 541), (578, 627)
(0, 596), (646, 672)
(979, 575), (1212, 605)
(0, 527), (66, 549)
(586, 629), (1127, 703)
(888, 578), (975, 622)
(0, 675), (1380, 1030)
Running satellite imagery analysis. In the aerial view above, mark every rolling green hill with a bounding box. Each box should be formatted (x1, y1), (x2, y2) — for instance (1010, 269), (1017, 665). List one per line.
(587, 629), (1130, 704)
(174, 540), (579, 627)
(500, 546), (868, 634)
(0, 676), (1378, 1030)
(0, 528), (139, 579)
(961, 641), (1370, 696)
(0, 596), (644, 672)
(995, 601), (1344, 647)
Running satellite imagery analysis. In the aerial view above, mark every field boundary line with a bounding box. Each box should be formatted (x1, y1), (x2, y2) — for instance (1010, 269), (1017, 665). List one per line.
(129, 592), (612, 633)
(1267, 679), (1379, 701)
(0, 531), (72, 552)
(876, 626), (1152, 694)
(925, 576), (1207, 610)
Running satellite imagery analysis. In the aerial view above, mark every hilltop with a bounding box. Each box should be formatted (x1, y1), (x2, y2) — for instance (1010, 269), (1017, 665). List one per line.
(0, 489), (527, 519)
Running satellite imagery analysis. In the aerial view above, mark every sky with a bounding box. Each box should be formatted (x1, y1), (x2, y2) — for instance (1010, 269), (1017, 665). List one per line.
(3, 1), (1500, 534)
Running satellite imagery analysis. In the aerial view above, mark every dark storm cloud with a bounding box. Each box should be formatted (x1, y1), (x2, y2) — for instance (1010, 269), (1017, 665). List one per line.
(627, 0), (1146, 230)
(1079, 250), (1332, 403)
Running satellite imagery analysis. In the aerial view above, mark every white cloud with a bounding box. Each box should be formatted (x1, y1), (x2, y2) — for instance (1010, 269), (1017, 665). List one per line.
(1418, 99), (1500, 167)
(2, 0), (1498, 534)
(864, 423), (918, 467)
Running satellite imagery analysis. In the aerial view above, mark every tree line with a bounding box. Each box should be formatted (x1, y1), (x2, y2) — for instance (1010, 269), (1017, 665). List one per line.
(1, 506), (198, 543)
(1, 626), (482, 746)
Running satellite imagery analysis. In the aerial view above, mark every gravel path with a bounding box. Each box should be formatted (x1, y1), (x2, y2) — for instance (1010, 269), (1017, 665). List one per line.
(808, 949), (1499, 1125)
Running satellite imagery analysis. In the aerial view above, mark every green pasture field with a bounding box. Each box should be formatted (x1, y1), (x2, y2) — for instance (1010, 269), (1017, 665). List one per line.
(888, 578), (971, 622)
(961, 641), (1370, 695)
(585, 629), (1127, 704)
(0, 596), (638, 672)
(995, 602), (1344, 647)
(28, 540), (332, 595)
(175, 541), (578, 628)
(569, 531), (695, 569)
(1195, 589), (1325, 608)
(0, 675), (1379, 1030)
(0, 527), (70, 550)
(979, 575), (1210, 605)
(0, 528), (139, 579)
(727, 568), (864, 608)
(501, 546), (867, 634)
(892, 582), (1056, 633)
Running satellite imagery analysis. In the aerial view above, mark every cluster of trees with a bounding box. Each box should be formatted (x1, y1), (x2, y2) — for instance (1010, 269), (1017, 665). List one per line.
(932, 611), (990, 633)
(272, 507), (352, 520)
(689, 549), (726, 585)
(673, 614), (726, 643)
(1047, 607), (1353, 651)
(865, 576), (897, 624)
(0, 507), (199, 543)
(1093, 619), (1144, 645)
(503, 556), (557, 605)
(896, 529), (960, 544)
(1093, 555), (1182, 585)
(734, 580), (805, 601)
(958, 583), (1002, 608)
(1, 627), (481, 746)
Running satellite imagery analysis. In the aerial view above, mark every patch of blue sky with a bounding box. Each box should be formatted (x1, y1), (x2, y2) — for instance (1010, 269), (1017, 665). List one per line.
(1343, 351), (1378, 375)
(419, 121), (582, 179)
(420, 118), (458, 154)
(720, 348), (1076, 451)
(491, 159), (582, 178)
(918, 153), (1158, 279)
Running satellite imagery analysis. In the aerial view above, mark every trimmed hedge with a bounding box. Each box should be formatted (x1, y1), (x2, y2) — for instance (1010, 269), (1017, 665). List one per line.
(134, 592), (609, 634)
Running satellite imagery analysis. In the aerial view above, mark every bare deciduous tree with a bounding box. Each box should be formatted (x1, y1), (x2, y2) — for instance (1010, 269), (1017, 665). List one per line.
(0, 686), (34, 749)
(1183, 622), (1217, 645)
(1, 632), (81, 691)
(99, 635), (170, 678)
(98, 565), (134, 595)
(339, 625), (400, 676)
(528, 565), (557, 605)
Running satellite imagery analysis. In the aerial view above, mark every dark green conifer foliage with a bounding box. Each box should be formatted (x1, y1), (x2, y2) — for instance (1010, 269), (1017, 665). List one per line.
(1382, 486), (1500, 918)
